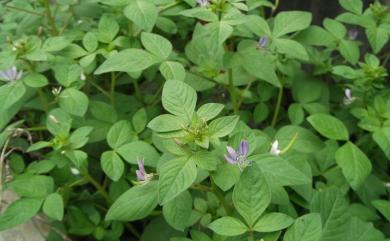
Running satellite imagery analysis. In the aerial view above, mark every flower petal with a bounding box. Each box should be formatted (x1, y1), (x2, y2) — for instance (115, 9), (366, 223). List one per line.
(239, 140), (249, 156)
(224, 154), (237, 164)
(226, 146), (238, 160)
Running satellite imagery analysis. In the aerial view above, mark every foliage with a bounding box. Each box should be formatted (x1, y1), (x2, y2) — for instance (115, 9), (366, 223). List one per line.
(0, 0), (389, 240)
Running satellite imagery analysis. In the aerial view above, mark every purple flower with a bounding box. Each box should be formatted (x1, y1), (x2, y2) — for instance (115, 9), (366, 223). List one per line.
(258, 37), (268, 49)
(0, 66), (23, 82)
(196, 0), (209, 7)
(224, 140), (249, 170)
(348, 29), (358, 40)
(136, 158), (153, 183)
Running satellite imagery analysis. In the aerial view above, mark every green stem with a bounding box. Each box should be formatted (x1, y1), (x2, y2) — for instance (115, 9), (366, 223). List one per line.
(228, 68), (239, 114)
(248, 230), (255, 241)
(87, 78), (110, 98)
(37, 89), (49, 113)
(271, 86), (283, 128)
(42, 0), (58, 36)
(26, 126), (47, 131)
(83, 172), (110, 204)
(5, 5), (45, 16)
(270, 0), (280, 16)
(125, 223), (141, 238)
(211, 178), (231, 215)
(110, 72), (116, 107)
(132, 79), (143, 102)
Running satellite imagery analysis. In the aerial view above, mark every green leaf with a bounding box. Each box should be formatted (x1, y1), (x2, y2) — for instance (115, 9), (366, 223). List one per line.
(101, 151), (124, 181)
(69, 126), (93, 149)
(239, 49), (280, 87)
(141, 32), (172, 60)
(273, 39), (309, 61)
(106, 181), (158, 221)
(288, 103), (304, 125)
(22, 72), (49, 88)
(204, 21), (234, 46)
(43, 193), (64, 221)
(339, 0), (362, 14)
(180, 8), (218, 22)
(83, 32), (98, 52)
(159, 61), (186, 81)
(372, 200), (390, 222)
(98, 15), (119, 43)
(342, 217), (385, 241)
(190, 150), (218, 171)
(283, 213), (322, 241)
(208, 217), (248, 236)
(162, 80), (197, 121)
(158, 157), (197, 204)
(366, 25), (389, 54)
(373, 128), (390, 159)
(208, 115), (239, 138)
(253, 212), (294, 232)
(42, 36), (70, 52)
(252, 154), (311, 186)
(53, 63), (82, 87)
(132, 108), (147, 133)
(275, 125), (324, 153)
(307, 114), (349, 140)
(323, 18), (346, 39)
(107, 120), (135, 149)
(197, 103), (224, 121)
(0, 82), (26, 111)
(94, 49), (159, 74)
(163, 190), (193, 231)
(233, 165), (271, 227)
(59, 88), (89, 116)
(310, 189), (350, 241)
(148, 114), (188, 132)
(273, 11), (312, 37)
(339, 40), (359, 64)
(212, 163), (241, 191)
(124, 0), (158, 32)
(0, 198), (43, 231)
(7, 174), (54, 198)
(335, 142), (372, 190)
(245, 15), (272, 36)
(117, 141), (159, 167)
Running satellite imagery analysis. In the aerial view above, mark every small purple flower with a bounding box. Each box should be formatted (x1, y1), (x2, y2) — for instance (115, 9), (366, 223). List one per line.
(196, 0), (209, 7)
(258, 36), (268, 49)
(0, 66), (23, 82)
(136, 158), (153, 183)
(348, 29), (358, 40)
(224, 140), (249, 170)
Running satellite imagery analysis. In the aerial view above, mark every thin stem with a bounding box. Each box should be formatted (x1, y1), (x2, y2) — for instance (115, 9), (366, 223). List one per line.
(37, 89), (49, 113)
(132, 79), (143, 103)
(270, 0), (280, 17)
(228, 68), (239, 114)
(248, 230), (255, 241)
(210, 178), (231, 215)
(236, 81), (253, 110)
(0, 138), (10, 205)
(83, 172), (110, 203)
(125, 223), (141, 238)
(42, 0), (58, 35)
(271, 86), (283, 128)
(5, 5), (45, 16)
(87, 78), (110, 98)
(26, 126), (47, 131)
(110, 72), (116, 107)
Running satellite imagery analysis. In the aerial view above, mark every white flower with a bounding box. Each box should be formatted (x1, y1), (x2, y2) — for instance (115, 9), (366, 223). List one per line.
(51, 86), (62, 96)
(12, 46), (17, 51)
(196, 0), (209, 7)
(80, 72), (86, 81)
(343, 88), (355, 105)
(0, 66), (23, 82)
(270, 140), (281, 156)
(70, 167), (80, 175)
(77, 20), (83, 24)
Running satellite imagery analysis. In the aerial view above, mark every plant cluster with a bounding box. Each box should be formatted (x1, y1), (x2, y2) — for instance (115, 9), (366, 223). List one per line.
(0, 0), (389, 240)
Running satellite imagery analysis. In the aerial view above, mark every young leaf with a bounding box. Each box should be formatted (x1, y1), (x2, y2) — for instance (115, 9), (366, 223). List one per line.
(107, 120), (135, 149)
(253, 212), (294, 232)
(233, 165), (271, 227)
(307, 114), (349, 140)
(132, 108), (147, 133)
(148, 114), (188, 132)
(94, 49), (159, 74)
(141, 32), (172, 60)
(197, 103), (224, 121)
(22, 73), (48, 88)
(0, 198), (43, 231)
(158, 157), (197, 204)
(162, 80), (197, 121)
(208, 217), (248, 236)
(339, 0), (362, 15)
(273, 11), (312, 37)
(98, 15), (119, 43)
(273, 39), (309, 61)
(163, 190), (193, 231)
(83, 32), (98, 52)
(123, 0), (158, 32)
(159, 61), (186, 81)
(335, 142), (372, 190)
(59, 88), (89, 116)
(208, 116), (239, 138)
(283, 213), (322, 241)
(43, 193), (64, 221)
(116, 141), (159, 167)
(106, 181), (158, 221)
(101, 151), (124, 181)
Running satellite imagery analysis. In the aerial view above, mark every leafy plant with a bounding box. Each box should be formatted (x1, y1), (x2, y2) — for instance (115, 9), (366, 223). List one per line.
(0, 0), (389, 240)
